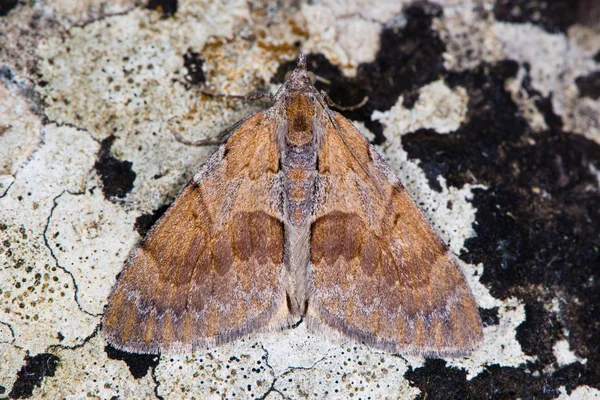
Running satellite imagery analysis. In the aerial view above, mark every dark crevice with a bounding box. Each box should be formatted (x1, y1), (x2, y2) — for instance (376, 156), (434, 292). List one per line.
(105, 344), (160, 379)
(134, 204), (169, 236)
(479, 307), (500, 327)
(146, 0), (177, 17)
(94, 135), (136, 200)
(0, 0), (18, 18)
(8, 353), (59, 399)
(49, 323), (101, 353)
(575, 70), (600, 100)
(183, 50), (206, 86)
(151, 364), (165, 400)
(1, 65), (47, 122)
(0, 320), (17, 345)
(43, 191), (98, 318)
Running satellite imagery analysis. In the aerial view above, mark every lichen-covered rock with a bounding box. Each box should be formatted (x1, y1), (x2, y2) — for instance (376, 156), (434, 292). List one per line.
(0, 0), (598, 398)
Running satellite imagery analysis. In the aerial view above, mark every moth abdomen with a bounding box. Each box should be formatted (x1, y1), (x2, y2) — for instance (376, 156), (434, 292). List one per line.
(282, 143), (318, 226)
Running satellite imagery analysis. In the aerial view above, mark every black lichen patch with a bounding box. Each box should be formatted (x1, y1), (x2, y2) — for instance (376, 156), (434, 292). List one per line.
(479, 307), (500, 327)
(273, 1), (445, 144)
(401, 58), (600, 394)
(183, 50), (206, 86)
(105, 344), (159, 379)
(470, 363), (562, 399)
(493, 0), (580, 34)
(575, 70), (600, 100)
(146, 0), (177, 17)
(134, 204), (169, 236)
(0, 0), (18, 17)
(405, 359), (471, 399)
(516, 301), (562, 365)
(94, 135), (136, 201)
(403, 61), (524, 191)
(406, 359), (565, 400)
(8, 353), (59, 399)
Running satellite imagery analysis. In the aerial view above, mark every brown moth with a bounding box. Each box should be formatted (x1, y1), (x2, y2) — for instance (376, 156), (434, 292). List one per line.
(102, 54), (483, 356)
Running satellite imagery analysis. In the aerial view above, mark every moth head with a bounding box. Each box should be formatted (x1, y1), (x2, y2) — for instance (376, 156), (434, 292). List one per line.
(282, 54), (317, 90)
(284, 70), (317, 86)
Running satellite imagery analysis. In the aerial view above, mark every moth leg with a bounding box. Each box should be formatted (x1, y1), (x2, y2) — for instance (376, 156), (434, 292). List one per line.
(167, 111), (261, 147)
(321, 90), (368, 112)
(169, 126), (222, 146)
(168, 88), (274, 147)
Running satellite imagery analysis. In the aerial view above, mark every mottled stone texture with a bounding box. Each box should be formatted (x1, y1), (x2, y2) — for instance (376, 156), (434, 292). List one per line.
(0, 0), (598, 399)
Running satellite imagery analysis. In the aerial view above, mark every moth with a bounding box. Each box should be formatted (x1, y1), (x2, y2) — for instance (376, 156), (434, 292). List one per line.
(103, 54), (483, 356)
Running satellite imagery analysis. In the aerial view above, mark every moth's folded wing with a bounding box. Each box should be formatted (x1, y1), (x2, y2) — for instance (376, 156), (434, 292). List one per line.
(309, 113), (483, 356)
(103, 112), (287, 354)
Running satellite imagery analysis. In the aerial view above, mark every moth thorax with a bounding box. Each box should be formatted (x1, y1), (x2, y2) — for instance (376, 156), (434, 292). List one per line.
(285, 92), (314, 147)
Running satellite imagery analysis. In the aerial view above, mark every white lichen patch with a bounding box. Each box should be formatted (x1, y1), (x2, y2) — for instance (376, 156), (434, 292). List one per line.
(154, 327), (421, 399)
(0, 343), (27, 393)
(553, 339), (586, 368)
(45, 189), (138, 315)
(505, 66), (550, 133)
(35, 1), (282, 213)
(41, 334), (158, 399)
(556, 24), (600, 143)
(0, 124), (99, 355)
(0, 77), (43, 176)
(301, 0), (405, 75)
(259, 324), (338, 377)
(437, 4), (600, 144)
(493, 17), (600, 144)
(45, 0), (139, 25)
(271, 344), (421, 399)
(557, 385), (600, 400)
(37, 2), (248, 143)
(448, 297), (534, 379)
(155, 340), (275, 399)
(493, 22), (567, 99)
(0, 1), (141, 85)
(373, 79), (468, 135)
(435, 1), (502, 72)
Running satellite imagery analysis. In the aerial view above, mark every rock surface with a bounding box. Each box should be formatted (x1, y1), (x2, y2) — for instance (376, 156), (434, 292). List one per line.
(0, 0), (598, 399)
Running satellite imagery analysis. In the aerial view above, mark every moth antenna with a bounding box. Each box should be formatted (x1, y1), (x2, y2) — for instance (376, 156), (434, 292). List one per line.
(167, 112), (260, 147)
(321, 90), (369, 111)
(297, 54), (308, 70)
